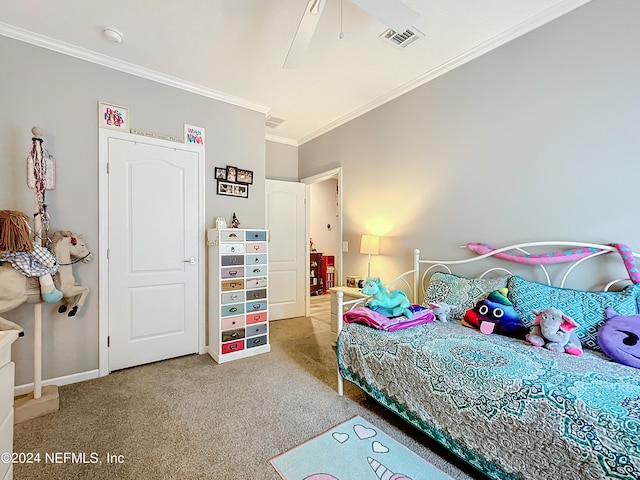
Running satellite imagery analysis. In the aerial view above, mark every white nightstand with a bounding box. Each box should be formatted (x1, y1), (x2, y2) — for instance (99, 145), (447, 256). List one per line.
(0, 330), (19, 480)
(329, 286), (370, 340)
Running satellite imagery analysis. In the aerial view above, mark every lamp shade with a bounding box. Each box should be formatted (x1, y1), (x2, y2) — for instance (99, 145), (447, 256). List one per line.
(360, 235), (380, 255)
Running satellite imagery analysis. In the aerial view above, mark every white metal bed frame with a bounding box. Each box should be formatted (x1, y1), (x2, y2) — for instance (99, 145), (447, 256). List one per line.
(336, 240), (640, 395)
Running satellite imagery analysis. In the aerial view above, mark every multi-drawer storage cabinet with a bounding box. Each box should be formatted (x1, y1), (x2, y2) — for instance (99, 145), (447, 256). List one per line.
(0, 330), (19, 480)
(310, 252), (324, 295)
(207, 228), (270, 363)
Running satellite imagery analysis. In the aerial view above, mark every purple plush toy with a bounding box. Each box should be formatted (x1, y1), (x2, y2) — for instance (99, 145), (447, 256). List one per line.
(598, 307), (640, 369)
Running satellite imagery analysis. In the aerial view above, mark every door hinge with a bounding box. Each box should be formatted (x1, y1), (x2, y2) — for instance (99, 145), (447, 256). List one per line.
(106, 248), (109, 260)
(106, 162), (110, 174)
(107, 336), (110, 347)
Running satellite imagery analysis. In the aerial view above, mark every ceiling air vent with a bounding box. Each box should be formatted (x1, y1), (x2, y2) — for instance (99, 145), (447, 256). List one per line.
(379, 26), (425, 49)
(266, 115), (286, 129)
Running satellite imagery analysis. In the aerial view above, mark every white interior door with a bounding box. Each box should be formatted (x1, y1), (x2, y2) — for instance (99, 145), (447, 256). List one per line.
(107, 136), (200, 371)
(266, 179), (306, 320)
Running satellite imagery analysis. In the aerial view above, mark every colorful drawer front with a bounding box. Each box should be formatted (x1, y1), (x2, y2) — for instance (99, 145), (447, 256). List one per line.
(222, 279), (245, 291)
(246, 288), (267, 300)
(247, 300), (267, 312)
(222, 266), (244, 279)
(246, 231), (267, 241)
(221, 231), (244, 242)
(222, 327), (245, 342)
(221, 254), (244, 266)
(246, 254), (267, 265)
(246, 242), (267, 253)
(247, 335), (267, 349)
(221, 291), (244, 304)
(246, 265), (267, 277)
(221, 243), (245, 254)
(221, 315), (244, 330)
(246, 324), (267, 337)
(221, 303), (244, 317)
(221, 340), (244, 354)
(246, 277), (267, 289)
(246, 312), (267, 325)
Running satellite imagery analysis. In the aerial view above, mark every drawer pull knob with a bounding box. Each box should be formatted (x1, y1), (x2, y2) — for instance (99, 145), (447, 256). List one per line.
(253, 305), (260, 310)
(230, 344), (238, 350)
(229, 271), (238, 276)
(230, 308), (238, 312)
(254, 245), (259, 251)
(230, 233), (238, 238)
(253, 339), (261, 345)
(253, 268), (260, 273)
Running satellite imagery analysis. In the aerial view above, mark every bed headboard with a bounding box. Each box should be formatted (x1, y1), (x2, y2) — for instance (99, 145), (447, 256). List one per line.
(389, 241), (640, 305)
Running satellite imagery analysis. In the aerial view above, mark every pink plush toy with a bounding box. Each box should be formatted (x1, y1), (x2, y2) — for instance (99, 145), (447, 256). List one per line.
(525, 308), (583, 356)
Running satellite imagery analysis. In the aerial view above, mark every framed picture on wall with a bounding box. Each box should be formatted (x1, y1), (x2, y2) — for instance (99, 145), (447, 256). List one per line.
(184, 124), (205, 145)
(217, 180), (249, 198)
(215, 167), (227, 180)
(98, 101), (129, 131)
(226, 166), (238, 183)
(236, 168), (253, 184)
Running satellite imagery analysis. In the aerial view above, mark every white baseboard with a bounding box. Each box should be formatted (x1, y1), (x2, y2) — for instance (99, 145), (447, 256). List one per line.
(14, 369), (100, 396)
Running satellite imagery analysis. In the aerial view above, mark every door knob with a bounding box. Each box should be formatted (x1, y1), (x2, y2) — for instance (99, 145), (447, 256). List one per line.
(184, 258), (196, 264)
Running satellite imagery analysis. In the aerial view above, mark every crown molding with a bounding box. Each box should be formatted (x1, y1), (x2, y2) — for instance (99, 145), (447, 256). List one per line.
(265, 134), (298, 146)
(0, 22), (270, 115)
(298, 0), (591, 145)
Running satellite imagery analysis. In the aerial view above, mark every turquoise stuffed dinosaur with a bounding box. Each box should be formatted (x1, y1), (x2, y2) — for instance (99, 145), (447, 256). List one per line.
(361, 277), (413, 318)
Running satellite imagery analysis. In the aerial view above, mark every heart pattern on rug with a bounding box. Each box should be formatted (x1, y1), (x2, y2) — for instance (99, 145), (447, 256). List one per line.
(331, 432), (349, 444)
(354, 424), (376, 440)
(331, 424), (390, 455)
(372, 441), (389, 453)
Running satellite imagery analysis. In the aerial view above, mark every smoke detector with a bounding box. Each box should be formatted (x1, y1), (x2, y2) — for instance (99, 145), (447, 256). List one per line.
(103, 28), (124, 44)
(379, 26), (424, 49)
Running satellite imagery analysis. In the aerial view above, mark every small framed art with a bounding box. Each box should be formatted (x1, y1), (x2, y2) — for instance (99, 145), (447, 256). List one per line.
(215, 167), (227, 180)
(184, 124), (205, 145)
(226, 166), (238, 183)
(217, 180), (249, 198)
(99, 101), (129, 131)
(236, 168), (254, 184)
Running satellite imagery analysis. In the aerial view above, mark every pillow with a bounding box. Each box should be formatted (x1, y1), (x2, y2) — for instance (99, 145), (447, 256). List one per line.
(423, 272), (510, 321)
(507, 275), (640, 352)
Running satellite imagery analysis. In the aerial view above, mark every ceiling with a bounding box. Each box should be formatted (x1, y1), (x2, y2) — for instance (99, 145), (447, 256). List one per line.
(0, 0), (590, 145)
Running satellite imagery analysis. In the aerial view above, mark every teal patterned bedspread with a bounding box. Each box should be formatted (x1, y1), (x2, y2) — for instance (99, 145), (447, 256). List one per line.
(337, 321), (640, 480)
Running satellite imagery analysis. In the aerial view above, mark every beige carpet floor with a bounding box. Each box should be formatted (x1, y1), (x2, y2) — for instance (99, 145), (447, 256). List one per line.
(12, 295), (488, 480)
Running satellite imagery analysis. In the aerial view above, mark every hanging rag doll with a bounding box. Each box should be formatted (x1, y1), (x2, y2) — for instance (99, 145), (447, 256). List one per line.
(0, 210), (63, 303)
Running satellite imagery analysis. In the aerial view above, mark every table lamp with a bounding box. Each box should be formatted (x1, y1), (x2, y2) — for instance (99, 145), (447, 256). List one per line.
(360, 234), (380, 278)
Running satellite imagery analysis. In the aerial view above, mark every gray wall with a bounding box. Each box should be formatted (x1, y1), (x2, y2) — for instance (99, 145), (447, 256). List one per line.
(266, 140), (298, 180)
(0, 36), (267, 385)
(299, 0), (640, 289)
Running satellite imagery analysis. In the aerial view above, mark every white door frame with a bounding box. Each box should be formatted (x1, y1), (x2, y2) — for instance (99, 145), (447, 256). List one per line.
(97, 129), (206, 377)
(300, 167), (343, 316)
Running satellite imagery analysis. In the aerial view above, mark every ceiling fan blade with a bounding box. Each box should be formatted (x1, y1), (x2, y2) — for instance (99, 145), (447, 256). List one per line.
(350, 0), (419, 33)
(283, 0), (326, 69)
